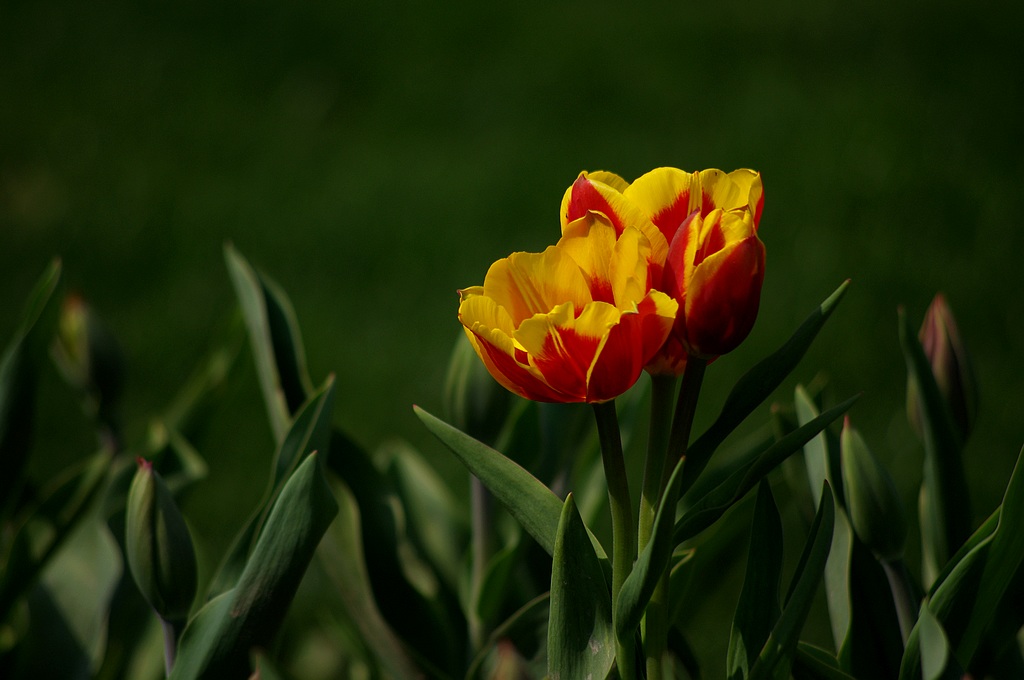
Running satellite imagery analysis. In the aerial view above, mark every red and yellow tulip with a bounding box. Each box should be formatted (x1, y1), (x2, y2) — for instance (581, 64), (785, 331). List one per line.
(458, 212), (677, 403)
(561, 167), (765, 371)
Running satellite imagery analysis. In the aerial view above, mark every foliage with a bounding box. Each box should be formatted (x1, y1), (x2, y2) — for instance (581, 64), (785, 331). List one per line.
(1, 237), (1022, 679)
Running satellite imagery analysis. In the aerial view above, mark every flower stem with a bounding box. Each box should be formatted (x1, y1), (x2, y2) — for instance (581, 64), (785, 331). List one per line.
(639, 374), (678, 552)
(469, 475), (493, 651)
(592, 399), (637, 680)
(645, 357), (707, 680)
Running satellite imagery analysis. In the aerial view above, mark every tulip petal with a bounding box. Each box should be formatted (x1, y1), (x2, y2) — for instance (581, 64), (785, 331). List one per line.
(483, 247), (592, 326)
(587, 292), (677, 402)
(558, 213), (618, 304)
(624, 167), (701, 243)
(684, 235), (766, 357)
(609, 226), (653, 309)
(458, 294), (568, 402)
(515, 301), (620, 401)
(560, 172), (669, 271)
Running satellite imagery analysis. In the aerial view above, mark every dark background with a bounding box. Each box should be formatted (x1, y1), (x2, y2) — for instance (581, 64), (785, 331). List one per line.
(3, 0), (1023, 666)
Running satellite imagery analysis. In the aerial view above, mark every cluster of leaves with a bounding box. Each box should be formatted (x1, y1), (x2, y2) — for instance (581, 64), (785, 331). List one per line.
(2, 248), (1022, 680)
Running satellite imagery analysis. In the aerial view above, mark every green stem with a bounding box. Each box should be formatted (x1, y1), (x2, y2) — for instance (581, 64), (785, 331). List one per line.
(468, 475), (492, 651)
(639, 374), (679, 552)
(593, 399), (637, 680)
(646, 357), (707, 680)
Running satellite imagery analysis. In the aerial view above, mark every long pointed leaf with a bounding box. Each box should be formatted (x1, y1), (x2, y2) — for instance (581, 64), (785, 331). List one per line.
(317, 476), (420, 680)
(794, 388), (854, 657)
(750, 484), (835, 680)
(415, 405), (582, 559)
(676, 396), (856, 543)
(728, 481), (784, 680)
(0, 451), (109, 624)
(548, 494), (614, 680)
(170, 452), (337, 679)
(682, 280), (850, 494)
(616, 456), (685, 644)
(206, 378), (336, 597)
(900, 444), (1024, 679)
(0, 259), (62, 509)
(224, 243), (312, 442)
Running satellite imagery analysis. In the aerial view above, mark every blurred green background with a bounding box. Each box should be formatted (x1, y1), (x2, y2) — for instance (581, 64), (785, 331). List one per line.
(3, 0), (1023, 665)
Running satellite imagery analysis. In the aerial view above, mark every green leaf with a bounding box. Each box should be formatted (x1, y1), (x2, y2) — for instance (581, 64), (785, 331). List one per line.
(682, 280), (850, 495)
(0, 451), (109, 625)
(206, 377), (335, 597)
(900, 444), (1024, 679)
(749, 484), (835, 680)
(0, 258), (62, 511)
(415, 405), (589, 560)
(382, 439), (468, 590)
(955, 444), (1024, 664)
(615, 457), (685, 644)
(15, 517), (122, 680)
(794, 385), (836, 509)
(727, 481), (784, 680)
(548, 494), (615, 680)
(919, 600), (952, 680)
(675, 395), (856, 543)
(170, 452), (338, 679)
(317, 476), (421, 680)
(224, 243), (312, 442)
(900, 307), (971, 584)
(791, 643), (857, 680)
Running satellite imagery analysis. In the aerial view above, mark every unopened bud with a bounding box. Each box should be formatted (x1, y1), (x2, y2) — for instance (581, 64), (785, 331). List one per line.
(841, 418), (907, 561)
(125, 458), (197, 621)
(52, 294), (125, 420)
(907, 294), (978, 440)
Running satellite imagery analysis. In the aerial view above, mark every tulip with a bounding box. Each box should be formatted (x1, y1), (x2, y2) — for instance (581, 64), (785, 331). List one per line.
(907, 293), (978, 440)
(125, 457), (198, 623)
(656, 208), (765, 363)
(458, 212), (677, 403)
(560, 167), (765, 371)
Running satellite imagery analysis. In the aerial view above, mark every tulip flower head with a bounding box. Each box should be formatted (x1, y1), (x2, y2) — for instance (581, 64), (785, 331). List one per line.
(458, 212), (677, 403)
(561, 167), (765, 373)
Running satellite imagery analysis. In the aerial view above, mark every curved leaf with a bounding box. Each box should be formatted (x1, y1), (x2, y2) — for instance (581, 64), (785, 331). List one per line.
(548, 494), (614, 680)
(170, 452), (337, 679)
(682, 280), (850, 495)
(676, 396), (856, 543)
(0, 451), (109, 625)
(728, 481), (783, 680)
(0, 259), (62, 510)
(750, 484), (835, 680)
(615, 457), (685, 644)
(207, 377), (336, 597)
(225, 243), (312, 442)
(415, 405), (606, 561)
(317, 476), (420, 680)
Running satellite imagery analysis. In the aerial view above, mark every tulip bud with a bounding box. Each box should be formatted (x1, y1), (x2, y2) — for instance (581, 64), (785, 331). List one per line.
(906, 293), (978, 440)
(51, 293), (125, 422)
(841, 418), (907, 561)
(443, 332), (513, 444)
(125, 457), (197, 622)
